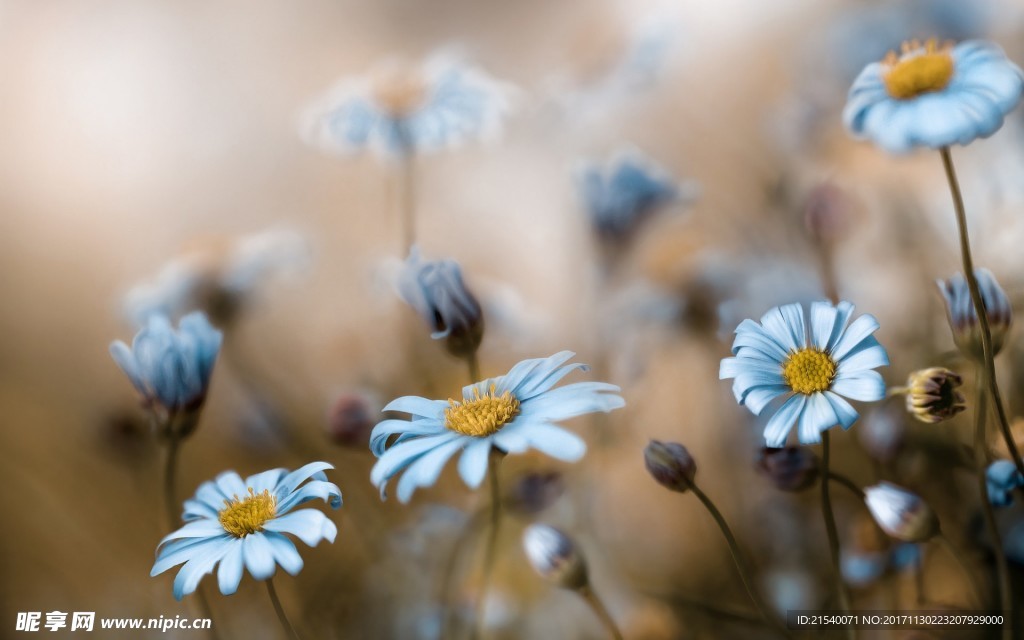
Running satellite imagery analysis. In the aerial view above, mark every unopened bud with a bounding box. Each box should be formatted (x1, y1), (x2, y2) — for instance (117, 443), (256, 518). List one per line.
(522, 524), (588, 590)
(757, 447), (819, 492)
(326, 391), (378, 448)
(864, 482), (939, 542)
(937, 269), (1012, 361)
(903, 367), (965, 424)
(503, 471), (565, 516)
(644, 440), (697, 493)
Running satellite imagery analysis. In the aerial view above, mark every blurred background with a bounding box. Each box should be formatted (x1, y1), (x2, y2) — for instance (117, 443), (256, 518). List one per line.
(3, 0), (1024, 637)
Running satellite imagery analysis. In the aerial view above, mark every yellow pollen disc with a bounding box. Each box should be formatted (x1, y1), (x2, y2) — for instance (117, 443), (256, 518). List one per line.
(782, 348), (837, 395)
(218, 488), (277, 538)
(444, 384), (521, 437)
(371, 66), (427, 117)
(882, 38), (955, 100)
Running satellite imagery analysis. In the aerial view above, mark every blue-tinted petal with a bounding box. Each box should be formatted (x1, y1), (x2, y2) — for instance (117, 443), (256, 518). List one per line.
(216, 539), (244, 596)
(242, 532), (277, 581)
(264, 510), (338, 546)
(457, 438), (492, 489)
(833, 370), (886, 402)
(763, 395), (807, 447)
(265, 532), (304, 576)
(798, 393), (838, 444)
(395, 437), (466, 503)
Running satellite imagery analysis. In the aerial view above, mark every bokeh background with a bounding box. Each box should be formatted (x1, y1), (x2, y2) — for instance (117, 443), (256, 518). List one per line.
(3, 0), (1024, 638)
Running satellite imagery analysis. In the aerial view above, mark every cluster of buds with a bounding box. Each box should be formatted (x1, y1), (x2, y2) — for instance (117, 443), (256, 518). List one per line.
(937, 269), (1013, 361)
(902, 367), (966, 424)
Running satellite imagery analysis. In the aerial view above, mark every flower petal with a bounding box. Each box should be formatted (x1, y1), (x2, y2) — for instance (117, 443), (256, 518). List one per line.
(263, 510), (338, 546)
(216, 539), (245, 596)
(763, 394), (807, 448)
(457, 438), (492, 489)
(242, 532), (277, 581)
(833, 370), (886, 402)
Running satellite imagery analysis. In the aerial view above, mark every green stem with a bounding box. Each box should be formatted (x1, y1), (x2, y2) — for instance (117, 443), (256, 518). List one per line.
(821, 432), (855, 640)
(973, 370), (1012, 640)
(940, 147), (1024, 480)
(935, 533), (984, 609)
(266, 577), (301, 640)
(578, 585), (624, 640)
(470, 453), (503, 640)
(690, 484), (789, 637)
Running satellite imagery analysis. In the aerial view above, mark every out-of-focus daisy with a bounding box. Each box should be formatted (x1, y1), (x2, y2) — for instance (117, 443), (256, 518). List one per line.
(844, 39), (1024, 154)
(110, 312), (222, 435)
(151, 462), (341, 600)
(302, 51), (515, 160)
(987, 460), (1024, 507)
(575, 149), (695, 251)
(937, 269), (1012, 360)
(123, 228), (311, 327)
(720, 301), (888, 447)
(370, 351), (624, 502)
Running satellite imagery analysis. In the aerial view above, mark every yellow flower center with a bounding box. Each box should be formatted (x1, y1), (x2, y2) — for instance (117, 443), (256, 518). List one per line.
(782, 348), (837, 395)
(218, 488), (277, 538)
(882, 39), (955, 100)
(445, 384), (521, 437)
(371, 65), (427, 117)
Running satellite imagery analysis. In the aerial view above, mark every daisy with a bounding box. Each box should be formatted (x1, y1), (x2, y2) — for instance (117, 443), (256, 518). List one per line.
(151, 462), (342, 600)
(370, 351), (624, 503)
(720, 301), (889, 447)
(302, 51), (515, 160)
(844, 39), (1024, 154)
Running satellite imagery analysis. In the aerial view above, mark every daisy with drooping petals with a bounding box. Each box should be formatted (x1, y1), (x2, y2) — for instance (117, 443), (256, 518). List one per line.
(152, 462), (341, 600)
(844, 39), (1024, 153)
(370, 351), (624, 503)
(720, 301), (889, 447)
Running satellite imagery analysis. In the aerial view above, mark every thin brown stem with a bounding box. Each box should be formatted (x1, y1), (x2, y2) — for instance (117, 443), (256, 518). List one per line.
(828, 472), (865, 500)
(690, 484), (790, 637)
(266, 577), (301, 640)
(940, 147), (1024, 479)
(398, 151), (416, 255)
(470, 453), (503, 640)
(935, 533), (984, 608)
(578, 585), (624, 640)
(821, 432), (855, 640)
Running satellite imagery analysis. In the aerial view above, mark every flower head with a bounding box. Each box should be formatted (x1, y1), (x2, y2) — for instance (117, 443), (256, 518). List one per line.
(151, 462), (342, 600)
(397, 247), (484, 359)
(370, 351), (624, 502)
(903, 367), (965, 423)
(302, 51), (515, 160)
(575, 149), (693, 249)
(643, 440), (697, 493)
(937, 269), (1012, 360)
(720, 301), (889, 447)
(864, 482), (939, 542)
(522, 524), (588, 590)
(986, 460), (1024, 507)
(110, 312), (222, 436)
(844, 39), (1024, 153)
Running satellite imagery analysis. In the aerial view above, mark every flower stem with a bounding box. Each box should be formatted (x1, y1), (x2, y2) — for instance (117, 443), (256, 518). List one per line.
(578, 585), (624, 640)
(398, 151), (416, 255)
(972, 369), (1012, 639)
(821, 431), (855, 640)
(827, 472), (865, 500)
(467, 351), (481, 384)
(266, 577), (301, 640)
(689, 483), (789, 637)
(935, 533), (984, 608)
(940, 146), (1024, 480)
(470, 453), (503, 640)
(439, 510), (486, 639)
(161, 433), (181, 531)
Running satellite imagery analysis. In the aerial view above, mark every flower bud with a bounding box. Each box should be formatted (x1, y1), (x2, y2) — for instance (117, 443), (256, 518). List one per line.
(326, 390), (378, 449)
(644, 440), (696, 493)
(503, 471), (565, 516)
(986, 460), (1024, 508)
(864, 482), (939, 542)
(522, 524), (588, 590)
(937, 269), (1012, 361)
(903, 367), (966, 424)
(756, 447), (819, 492)
(397, 247), (484, 359)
